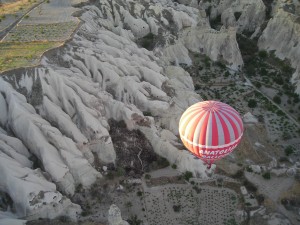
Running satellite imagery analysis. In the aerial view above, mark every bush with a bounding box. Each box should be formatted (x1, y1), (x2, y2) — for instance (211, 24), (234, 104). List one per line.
(81, 210), (90, 217)
(246, 167), (253, 172)
(157, 157), (170, 168)
(127, 214), (142, 225)
(145, 174), (151, 179)
(210, 15), (222, 30)
(243, 180), (257, 192)
(59, 216), (70, 222)
(262, 172), (271, 179)
(224, 71), (230, 77)
(106, 172), (114, 180)
(204, 56), (211, 68)
(137, 191), (143, 196)
(171, 164), (177, 169)
(173, 205), (181, 212)
(232, 170), (244, 179)
(248, 99), (257, 108)
(273, 95), (281, 104)
(274, 76), (284, 85)
(139, 33), (155, 50)
(258, 50), (268, 58)
(194, 84), (201, 90)
(116, 167), (125, 177)
(257, 194), (265, 204)
(285, 146), (294, 156)
(253, 81), (261, 88)
(234, 12), (242, 21)
(184, 171), (193, 181)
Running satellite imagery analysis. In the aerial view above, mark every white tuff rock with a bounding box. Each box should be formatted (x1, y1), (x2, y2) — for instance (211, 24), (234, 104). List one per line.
(258, 8), (300, 94)
(108, 204), (129, 225)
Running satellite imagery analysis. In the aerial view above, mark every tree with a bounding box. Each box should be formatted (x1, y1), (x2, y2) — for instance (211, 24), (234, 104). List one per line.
(248, 99), (257, 108)
(184, 171), (193, 181)
(125, 201), (133, 213)
(273, 95), (281, 104)
(258, 50), (268, 58)
(144, 174), (151, 179)
(127, 215), (142, 225)
(285, 146), (294, 156)
(262, 172), (271, 179)
(173, 205), (181, 212)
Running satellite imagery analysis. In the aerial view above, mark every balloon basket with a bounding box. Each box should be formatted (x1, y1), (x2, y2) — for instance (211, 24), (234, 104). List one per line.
(205, 164), (216, 177)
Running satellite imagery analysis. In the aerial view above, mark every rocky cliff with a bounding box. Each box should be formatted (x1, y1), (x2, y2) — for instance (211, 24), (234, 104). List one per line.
(108, 205), (129, 225)
(200, 0), (266, 33)
(0, 0), (245, 222)
(258, 2), (300, 94)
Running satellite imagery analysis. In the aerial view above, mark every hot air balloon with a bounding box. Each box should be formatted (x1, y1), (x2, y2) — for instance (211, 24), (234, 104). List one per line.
(179, 101), (243, 169)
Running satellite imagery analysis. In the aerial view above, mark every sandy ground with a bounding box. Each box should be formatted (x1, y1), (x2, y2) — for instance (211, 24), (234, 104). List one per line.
(244, 172), (294, 203)
(244, 171), (300, 224)
(148, 166), (181, 178)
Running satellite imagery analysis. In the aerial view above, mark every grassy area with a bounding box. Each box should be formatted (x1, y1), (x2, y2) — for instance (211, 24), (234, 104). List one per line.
(0, 0), (38, 17)
(0, 41), (61, 72)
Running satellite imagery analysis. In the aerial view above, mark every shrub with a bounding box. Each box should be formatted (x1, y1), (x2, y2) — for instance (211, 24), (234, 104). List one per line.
(258, 50), (268, 58)
(194, 84), (201, 90)
(106, 171), (114, 180)
(257, 194), (265, 204)
(116, 167), (125, 176)
(246, 167), (253, 172)
(184, 171), (193, 181)
(173, 205), (181, 212)
(234, 12), (242, 21)
(243, 180), (257, 192)
(285, 146), (294, 156)
(143, 111), (152, 116)
(59, 216), (70, 222)
(127, 214), (142, 225)
(248, 99), (257, 108)
(157, 157), (170, 168)
(232, 170), (244, 179)
(253, 81), (261, 88)
(224, 71), (230, 77)
(145, 174), (151, 179)
(273, 95), (281, 104)
(139, 33), (155, 50)
(171, 164), (177, 169)
(262, 172), (271, 179)
(81, 210), (90, 217)
(210, 15), (222, 30)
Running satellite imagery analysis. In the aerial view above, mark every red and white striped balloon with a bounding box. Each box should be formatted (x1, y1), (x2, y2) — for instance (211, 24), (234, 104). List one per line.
(179, 101), (243, 167)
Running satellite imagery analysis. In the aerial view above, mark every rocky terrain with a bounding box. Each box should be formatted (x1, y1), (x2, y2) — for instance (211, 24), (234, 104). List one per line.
(0, 0), (299, 225)
(258, 0), (300, 94)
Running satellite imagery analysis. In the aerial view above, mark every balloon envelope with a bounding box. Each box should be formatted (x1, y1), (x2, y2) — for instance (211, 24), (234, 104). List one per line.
(179, 101), (243, 165)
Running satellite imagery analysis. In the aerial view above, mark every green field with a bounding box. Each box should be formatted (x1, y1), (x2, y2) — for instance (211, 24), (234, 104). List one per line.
(0, 41), (60, 72)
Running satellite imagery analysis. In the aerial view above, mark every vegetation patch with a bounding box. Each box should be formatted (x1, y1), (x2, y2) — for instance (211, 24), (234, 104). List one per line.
(0, 0), (38, 17)
(0, 41), (60, 72)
